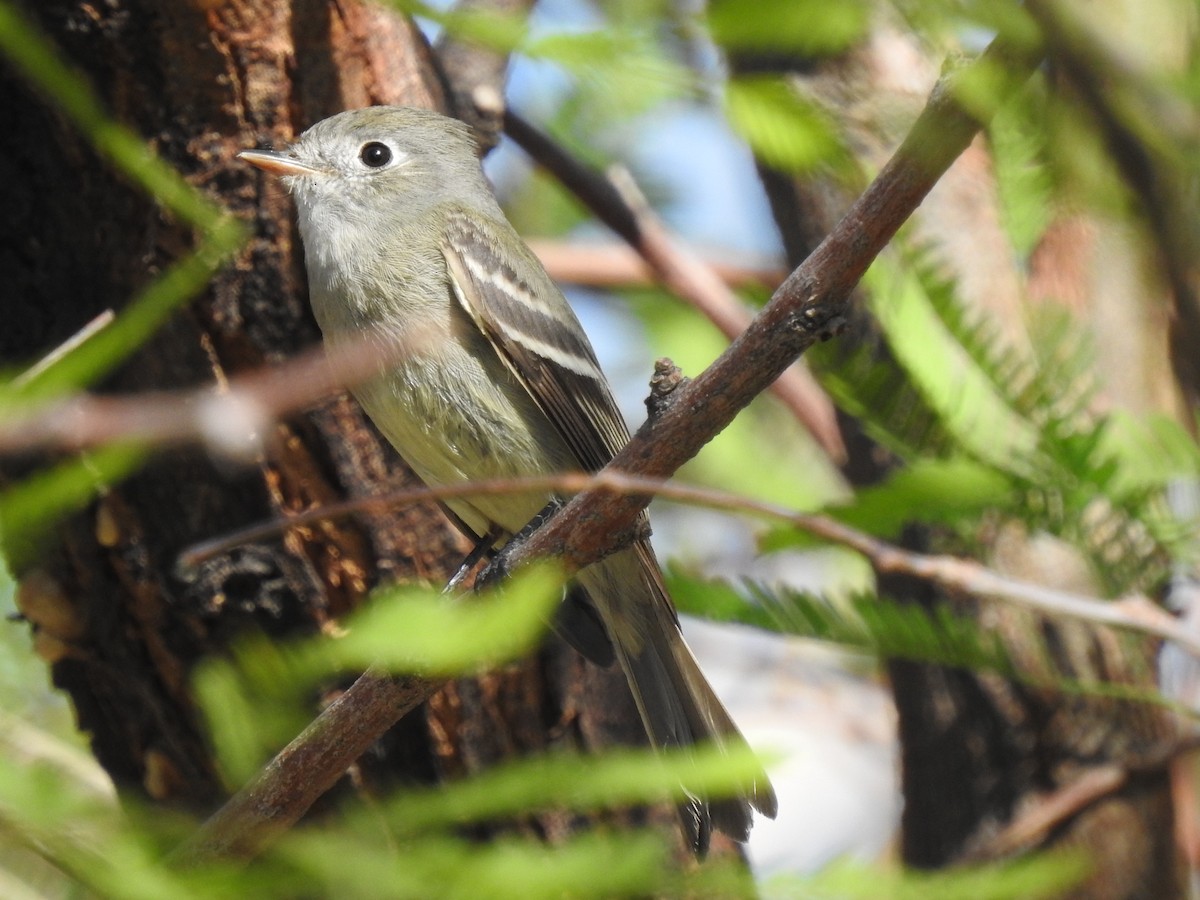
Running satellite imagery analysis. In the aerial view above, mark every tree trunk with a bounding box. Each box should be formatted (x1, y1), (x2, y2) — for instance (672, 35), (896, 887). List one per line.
(1, 0), (713, 864)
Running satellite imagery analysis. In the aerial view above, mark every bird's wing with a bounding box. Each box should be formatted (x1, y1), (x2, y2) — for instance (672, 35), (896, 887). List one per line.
(440, 210), (631, 473)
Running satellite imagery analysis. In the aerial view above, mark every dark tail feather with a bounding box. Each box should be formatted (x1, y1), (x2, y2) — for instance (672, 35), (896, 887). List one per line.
(578, 546), (778, 854)
(642, 615), (778, 849)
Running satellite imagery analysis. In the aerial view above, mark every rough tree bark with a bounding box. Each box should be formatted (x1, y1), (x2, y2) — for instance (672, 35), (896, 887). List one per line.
(1, 0), (713, 864)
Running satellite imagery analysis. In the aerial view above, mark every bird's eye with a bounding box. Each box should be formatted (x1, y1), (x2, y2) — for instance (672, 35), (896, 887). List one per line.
(360, 142), (393, 168)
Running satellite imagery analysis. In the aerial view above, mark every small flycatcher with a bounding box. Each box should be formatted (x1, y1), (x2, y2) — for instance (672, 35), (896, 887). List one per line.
(240, 107), (777, 852)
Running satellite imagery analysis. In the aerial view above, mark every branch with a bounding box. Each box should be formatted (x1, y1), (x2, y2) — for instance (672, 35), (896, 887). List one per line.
(181, 470), (1200, 658)
(0, 335), (395, 458)
(0, 316), (474, 459)
(496, 33), (1045, 579)
(174, 669), (437, 865)
(962, 764), (1128, 861)
(526, 239), (786, 293)
(503, 111), (848, 463)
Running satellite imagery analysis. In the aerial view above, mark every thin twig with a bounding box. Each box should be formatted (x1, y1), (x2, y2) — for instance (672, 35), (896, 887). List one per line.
(0, 329), (413, 458)
(180, 469), (1200, 658)
(526, 239), (786, 292)
(962, 764), (1129, 861)
(12, 309), (115, 388)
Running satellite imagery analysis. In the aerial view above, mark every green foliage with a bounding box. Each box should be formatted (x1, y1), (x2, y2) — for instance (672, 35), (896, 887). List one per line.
(764, 854), (1088, 899)
(671, 570), (1016, 673)
(669, 571), (1167, 711)
(0, 444), (147, 571)
(988, 89), (1055, 257)
(810, 243), (1191, 595)
(706, 0), (870, 55)
(197, 567), (565, 783)
(392, 0), (697, 122)
(277, 830), (683, 900)
(724, 76), (847, 174)
(828, 456), (1013, 539)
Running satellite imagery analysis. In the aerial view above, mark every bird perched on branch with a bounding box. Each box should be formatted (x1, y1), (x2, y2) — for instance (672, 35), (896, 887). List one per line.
(240, 106), (777, 853)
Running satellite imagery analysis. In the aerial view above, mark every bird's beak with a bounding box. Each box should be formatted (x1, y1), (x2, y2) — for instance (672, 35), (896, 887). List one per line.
(238, 149), (321, 177)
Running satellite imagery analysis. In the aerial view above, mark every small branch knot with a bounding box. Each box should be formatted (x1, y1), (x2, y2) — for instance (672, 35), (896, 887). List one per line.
(646, 358), (687, 421)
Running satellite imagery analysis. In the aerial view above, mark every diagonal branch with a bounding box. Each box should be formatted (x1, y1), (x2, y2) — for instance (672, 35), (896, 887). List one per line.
(180, 470), (1200, 658)
(174, 669), (436, 865)
(496, 34), (1045, 578)
(503, 111), (848, 462)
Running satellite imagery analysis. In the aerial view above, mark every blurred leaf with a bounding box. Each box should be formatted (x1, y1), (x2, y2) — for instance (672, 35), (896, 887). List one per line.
(530, 30), (693, 117)
(988, 87), (1055, 256)
(724, 76), (845, 174)
(667, 566), (779, 630)
(387, 0), (529, 52)
(756, 457), (1012, 554)
(707, 0), (869, 54)
(328, 563), (563, 674)
(279, 830), (675, 900)
(832, 456), (1013, 538)
(673, 571), (1166, 708)
(383, 745), (773, 833)
(677, 575), (1014, 675)
(864, 257), (1043, 478)
(0, 445), (146, 572)
(196, 566), (564, 782)
(768, 853), (1088, 899)
(193, 639), (314, 786)
(1098, 411), (1200, 495)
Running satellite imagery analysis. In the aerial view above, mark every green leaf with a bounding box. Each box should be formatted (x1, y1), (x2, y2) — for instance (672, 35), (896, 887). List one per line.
(383, 745), (774, 834)
(707, 0), (869, 54)
(988, 87), (1055, 256)
(328, 564), (563, 674)
(195, 566), (566, 782)
(279, 830), (674, 900)
(724, 76), (845, 174)
(864, 257), (1043, 478)
(0, 445), (146, 572)
(770, 853), (1088, 899)
(833, 456), (1013, 538)
(385, 0), (529, 52)
(670, 572), (1164, 705)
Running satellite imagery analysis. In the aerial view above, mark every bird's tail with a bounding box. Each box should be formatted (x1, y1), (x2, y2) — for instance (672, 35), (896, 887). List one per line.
(576, 543), (778, 853)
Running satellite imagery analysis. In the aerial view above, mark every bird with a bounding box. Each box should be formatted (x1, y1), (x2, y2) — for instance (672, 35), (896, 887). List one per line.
(239, 106), (777, 853)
